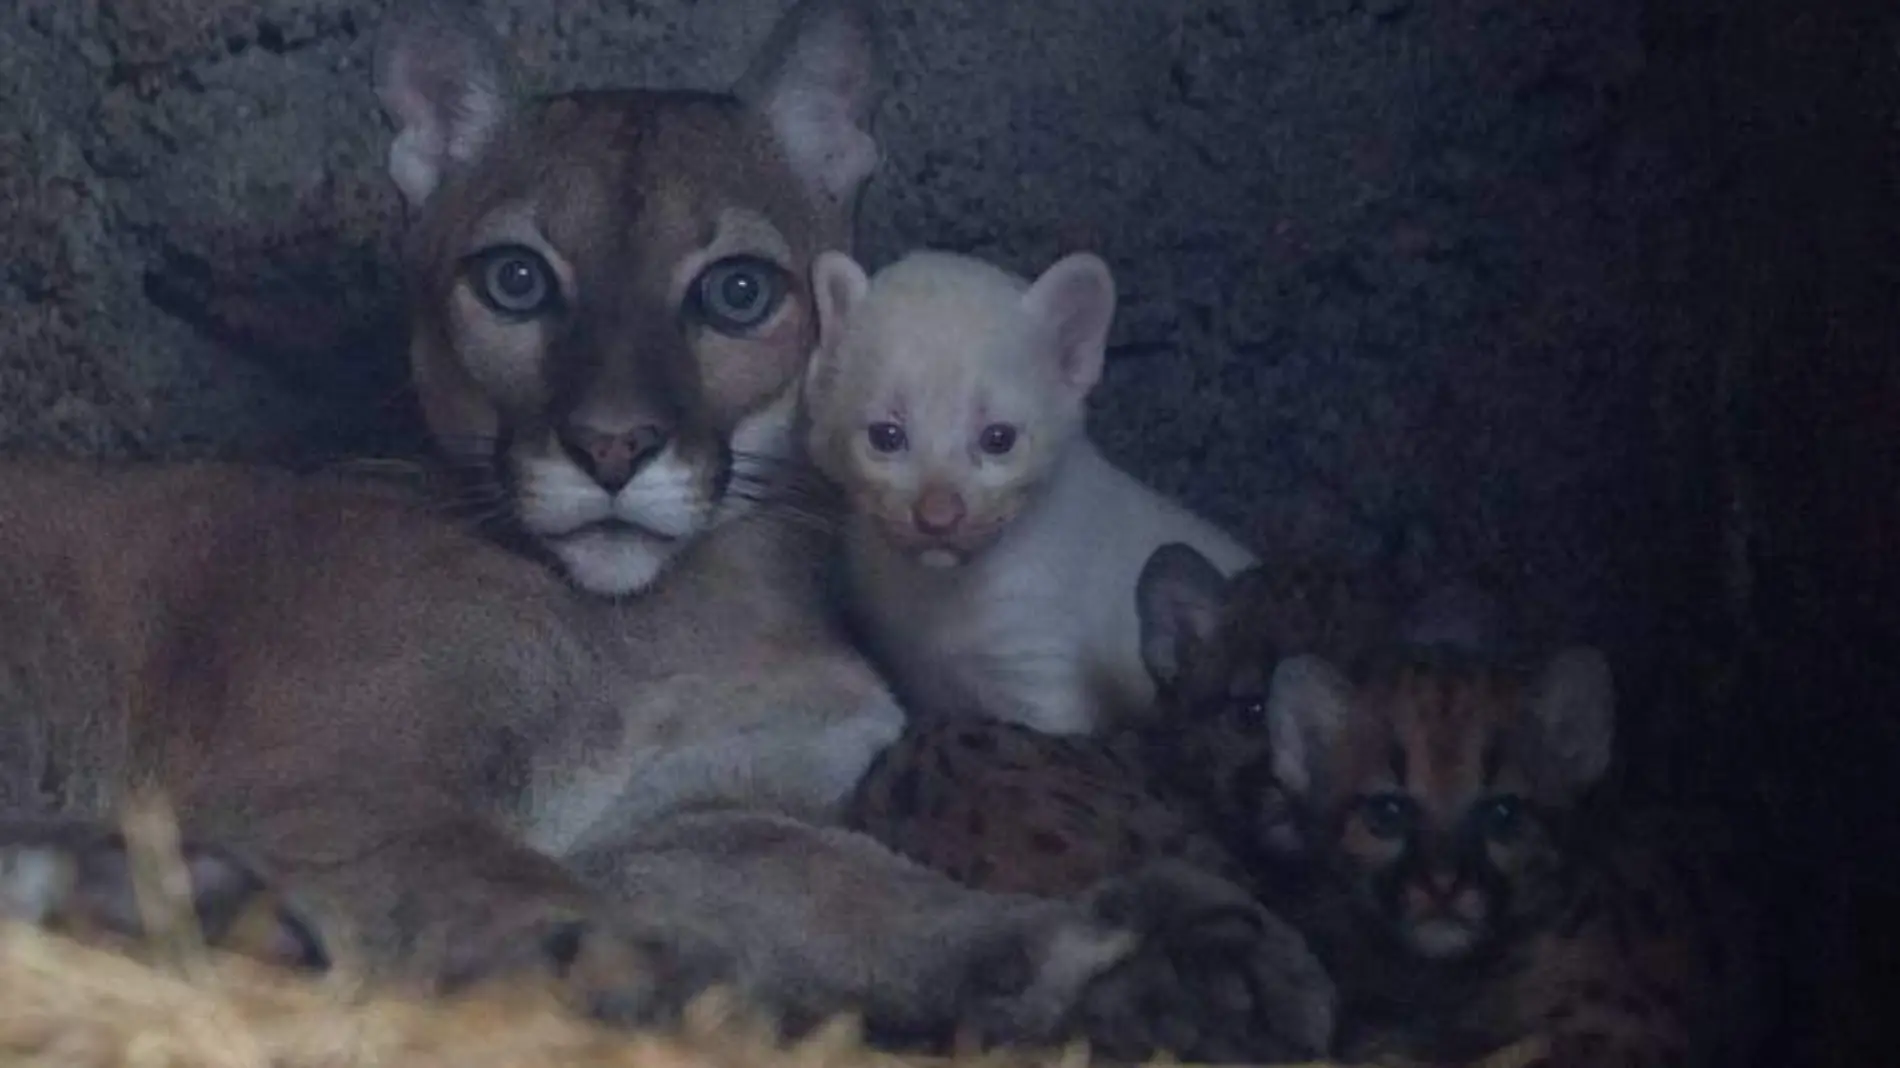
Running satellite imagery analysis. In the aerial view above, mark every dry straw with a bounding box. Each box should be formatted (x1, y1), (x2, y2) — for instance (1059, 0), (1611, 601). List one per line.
(0, 802), (1546, 1068)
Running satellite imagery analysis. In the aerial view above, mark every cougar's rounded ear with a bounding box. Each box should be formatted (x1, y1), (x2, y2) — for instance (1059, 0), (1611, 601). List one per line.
(1021, 252), (1115, 398)
(374, 0), (517, 209)
(735, 0), (885, 206)
(1525, 645), (1616, 799)
(1136, 543), (1229, 690)
(1265, 654), (1354, 798)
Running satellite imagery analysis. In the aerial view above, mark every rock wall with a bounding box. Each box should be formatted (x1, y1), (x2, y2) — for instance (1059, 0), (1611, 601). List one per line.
(0, 0), (1738, 708)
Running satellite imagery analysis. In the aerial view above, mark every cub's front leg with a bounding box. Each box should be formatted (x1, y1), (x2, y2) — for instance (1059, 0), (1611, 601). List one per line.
(570, 810), (1337, 1061)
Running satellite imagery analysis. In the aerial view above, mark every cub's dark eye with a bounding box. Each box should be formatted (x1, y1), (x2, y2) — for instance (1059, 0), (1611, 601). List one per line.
(978, 423), (1018, 456)
(1226, 693), (1267, 723)
(1479, 795), (1523, 839)
(867, 422), (908, 453)
(694, 257), (787, 333)
(468, 245), (557, 316)
(1359, 794), (1415, 840)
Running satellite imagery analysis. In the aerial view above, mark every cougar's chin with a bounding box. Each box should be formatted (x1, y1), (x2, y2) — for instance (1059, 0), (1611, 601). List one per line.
(513, 445), (721, 597)
(550, 529), (681, 597)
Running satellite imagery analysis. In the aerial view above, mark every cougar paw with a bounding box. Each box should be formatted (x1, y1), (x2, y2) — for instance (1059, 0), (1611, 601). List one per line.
(429, 906), (732, 1029)
(1066, 861), (1337, 1063)
(0, 818), (329, 972)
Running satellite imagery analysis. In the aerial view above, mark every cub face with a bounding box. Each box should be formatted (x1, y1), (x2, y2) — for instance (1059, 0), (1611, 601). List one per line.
(1131, 543), (1389, 871)
(1134, 542), (1614, 962)
(802, 251), (1115, 565)
(374, 0), (882, 596)
(1265, 647), (1612, 961)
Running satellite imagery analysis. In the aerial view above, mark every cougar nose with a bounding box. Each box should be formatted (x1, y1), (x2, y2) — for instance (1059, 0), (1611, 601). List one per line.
(911, 486), (967, 536)
(558, 422), (669, 493)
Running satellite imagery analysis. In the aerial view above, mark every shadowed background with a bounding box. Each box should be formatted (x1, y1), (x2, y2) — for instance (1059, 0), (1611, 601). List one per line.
(0, 0), (1894, 1061)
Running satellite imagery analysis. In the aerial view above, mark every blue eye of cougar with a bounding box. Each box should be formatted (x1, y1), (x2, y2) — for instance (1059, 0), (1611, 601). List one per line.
(467, 245), (558, 317)
(694, 256), (787, 333)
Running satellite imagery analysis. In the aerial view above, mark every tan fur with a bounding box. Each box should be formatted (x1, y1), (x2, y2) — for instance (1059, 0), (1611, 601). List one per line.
(0, 4), (1338, 1057)
(803, 251), (1256, 735)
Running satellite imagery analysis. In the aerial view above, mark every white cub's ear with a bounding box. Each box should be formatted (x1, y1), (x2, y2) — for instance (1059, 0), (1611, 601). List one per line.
(1525, 645), (1616, 799)
(811, 251), (870, 354)
(374, 0), (516, 209)
(735, 0), (884, 205)
(1266, 654), (1354, 798)
(1021, 252), (1115, 398)
(1135, 543), (1230, 690)
(805, 250), (871, 409)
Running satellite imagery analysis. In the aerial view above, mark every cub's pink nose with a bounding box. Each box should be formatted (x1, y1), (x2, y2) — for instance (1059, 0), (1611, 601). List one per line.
(912, 487), (967, 536)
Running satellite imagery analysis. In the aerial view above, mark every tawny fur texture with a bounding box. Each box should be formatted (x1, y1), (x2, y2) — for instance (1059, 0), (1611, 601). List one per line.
(1134, 544), (1773, 1068)
(0, 2), (1337, 1060)
(801, 250), (1257, 736)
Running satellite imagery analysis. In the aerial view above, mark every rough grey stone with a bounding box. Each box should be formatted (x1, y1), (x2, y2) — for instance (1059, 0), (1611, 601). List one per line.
(0, 0), (1738, 688)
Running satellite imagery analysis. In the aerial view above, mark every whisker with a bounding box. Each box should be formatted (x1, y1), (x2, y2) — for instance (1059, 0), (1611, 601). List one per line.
(726, 490), (842, 535)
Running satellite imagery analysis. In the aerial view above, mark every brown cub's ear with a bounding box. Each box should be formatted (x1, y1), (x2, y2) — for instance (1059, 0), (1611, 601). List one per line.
(734, 0), (884, 206)
(0, 823), (329, 972)
(1136, 543), (1230, 690)
(1265, 654), (1354, 798)
(1523, 646), (1615, 799)
(373, 0), (517, 209)
(1021, 252), (1115, 398)
(805, 250), (872, 408)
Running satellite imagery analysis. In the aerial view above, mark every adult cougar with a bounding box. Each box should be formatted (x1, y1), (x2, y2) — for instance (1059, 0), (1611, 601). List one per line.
(0, 0), (1336, 1059)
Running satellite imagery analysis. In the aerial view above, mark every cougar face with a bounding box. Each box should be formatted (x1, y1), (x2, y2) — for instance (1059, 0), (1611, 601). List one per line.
(376, 0), (882, 596)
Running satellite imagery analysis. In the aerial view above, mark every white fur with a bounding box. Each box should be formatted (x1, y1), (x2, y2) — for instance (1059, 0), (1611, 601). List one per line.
(551, 533), (669, 599)
(516, 443), (716, 597)
(847, 444), (1256, 733)
(806, 250), (1258, 735)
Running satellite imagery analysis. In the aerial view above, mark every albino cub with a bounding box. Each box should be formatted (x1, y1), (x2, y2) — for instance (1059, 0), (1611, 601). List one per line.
(803, 249), (1256, 735)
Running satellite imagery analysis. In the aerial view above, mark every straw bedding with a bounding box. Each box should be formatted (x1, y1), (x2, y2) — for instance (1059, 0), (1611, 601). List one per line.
(0, 920), (1548, 1068)
(0, 805), (1548, 1068)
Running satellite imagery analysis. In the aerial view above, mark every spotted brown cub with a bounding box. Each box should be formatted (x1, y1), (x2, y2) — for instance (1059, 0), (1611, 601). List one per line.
(844, 543), (1390, 901)
(843, 713), (1240, 897)
(1138, 542), (1772, 1068)
(839, 707), (1342, 1062)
